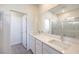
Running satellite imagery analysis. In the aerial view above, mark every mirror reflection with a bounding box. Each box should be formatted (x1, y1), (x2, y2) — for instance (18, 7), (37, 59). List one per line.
(42, 4), (79, 39)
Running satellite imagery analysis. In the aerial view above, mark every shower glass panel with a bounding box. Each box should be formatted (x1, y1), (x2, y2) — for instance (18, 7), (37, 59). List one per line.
(51, 20), (61, 36)
(62, 17), (79, 39)
(63, 19), (76, 38)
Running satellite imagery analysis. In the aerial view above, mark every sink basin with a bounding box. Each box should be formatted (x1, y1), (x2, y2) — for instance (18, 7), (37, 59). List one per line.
(48, 40), (71, 49)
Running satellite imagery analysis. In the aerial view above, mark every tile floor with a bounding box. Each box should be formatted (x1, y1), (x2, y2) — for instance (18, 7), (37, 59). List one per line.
(10, 43), (33, 54)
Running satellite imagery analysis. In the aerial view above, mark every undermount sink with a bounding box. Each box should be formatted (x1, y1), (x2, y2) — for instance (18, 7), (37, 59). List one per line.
(48, 39), (71, 49)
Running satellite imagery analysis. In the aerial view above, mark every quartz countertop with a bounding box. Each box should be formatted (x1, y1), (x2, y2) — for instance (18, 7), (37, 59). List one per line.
(31, 33), (79, 54)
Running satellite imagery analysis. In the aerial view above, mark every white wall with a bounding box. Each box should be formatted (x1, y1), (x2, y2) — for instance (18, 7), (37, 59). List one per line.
(0, 11), (4, 53)
(0, 10), (11, 53)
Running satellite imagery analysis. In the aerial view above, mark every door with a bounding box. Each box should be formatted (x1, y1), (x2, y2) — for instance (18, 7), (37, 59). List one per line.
(10, 11), (23, 45)
(22, 15), (27, 48)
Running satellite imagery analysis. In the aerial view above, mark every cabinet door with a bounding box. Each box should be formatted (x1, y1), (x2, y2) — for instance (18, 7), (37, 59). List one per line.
(30, 36), (36, 54)
(43, 44), (60, 54)
(36, 39), (42, 54)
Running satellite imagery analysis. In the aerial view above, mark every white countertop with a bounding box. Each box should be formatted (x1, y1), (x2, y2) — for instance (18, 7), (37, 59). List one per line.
(31, 33), (79, 54)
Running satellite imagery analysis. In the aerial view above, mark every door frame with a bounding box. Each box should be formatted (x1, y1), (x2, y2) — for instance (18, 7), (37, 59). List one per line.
(21, 14), (27, 48)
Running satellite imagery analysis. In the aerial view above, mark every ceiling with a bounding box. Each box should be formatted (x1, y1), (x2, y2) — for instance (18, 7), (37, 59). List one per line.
(50, 4), (79, 15)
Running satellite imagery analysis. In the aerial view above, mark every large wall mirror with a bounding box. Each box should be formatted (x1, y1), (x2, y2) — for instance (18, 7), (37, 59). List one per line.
(41, 4), (79, 40)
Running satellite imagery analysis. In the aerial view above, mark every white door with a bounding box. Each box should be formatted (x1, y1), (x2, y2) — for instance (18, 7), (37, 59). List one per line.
(22, 15), (27, 48)
(10, 11), (23, 45)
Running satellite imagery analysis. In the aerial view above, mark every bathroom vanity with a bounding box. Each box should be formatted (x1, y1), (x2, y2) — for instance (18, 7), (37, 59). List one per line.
(30, 33), (61, 54)
(30, 33), (79, 54)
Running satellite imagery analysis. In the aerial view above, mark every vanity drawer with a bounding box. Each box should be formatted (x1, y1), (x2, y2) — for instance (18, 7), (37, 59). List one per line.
(36, 39), (42, 54)
(43, 43), (60, 54)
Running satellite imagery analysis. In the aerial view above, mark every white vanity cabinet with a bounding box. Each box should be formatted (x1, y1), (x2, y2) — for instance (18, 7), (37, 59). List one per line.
(30, 35), (36, 54)
(36, 39), (42, 54)
(30, 35), (61, 54)
(43, 43), (60, 54)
